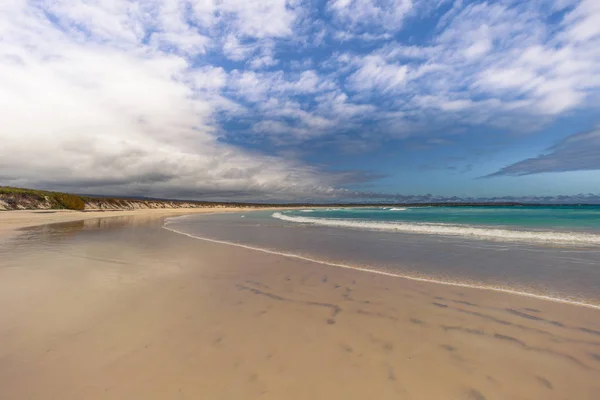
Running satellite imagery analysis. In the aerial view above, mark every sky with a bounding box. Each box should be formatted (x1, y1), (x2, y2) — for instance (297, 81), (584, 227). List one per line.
(1, 0), (600, 202)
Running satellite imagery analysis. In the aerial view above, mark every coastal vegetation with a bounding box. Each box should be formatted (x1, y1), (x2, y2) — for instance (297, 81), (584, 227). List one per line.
(0, 186), (281, 211)
(0, 186), (85, 210)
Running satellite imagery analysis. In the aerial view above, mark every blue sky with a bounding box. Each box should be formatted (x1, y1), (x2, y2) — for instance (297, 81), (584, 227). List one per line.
(1, 0), (600, 202)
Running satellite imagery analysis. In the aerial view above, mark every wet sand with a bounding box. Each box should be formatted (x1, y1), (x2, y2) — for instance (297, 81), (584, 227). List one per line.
(0, 208), (254, 236)
(1, 213), (600, 399)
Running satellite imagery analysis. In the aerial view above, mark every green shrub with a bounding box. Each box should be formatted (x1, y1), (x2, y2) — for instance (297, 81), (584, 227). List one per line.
(52, 193), (86, 210)
(0, 187), (86, 210)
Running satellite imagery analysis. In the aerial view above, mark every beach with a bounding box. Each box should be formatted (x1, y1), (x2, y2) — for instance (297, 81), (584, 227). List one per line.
(1, 210), (600, 399)
(0, 208), (255, 236)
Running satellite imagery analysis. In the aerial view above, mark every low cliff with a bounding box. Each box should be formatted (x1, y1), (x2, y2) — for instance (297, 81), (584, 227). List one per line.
(0, 187), (242, 211)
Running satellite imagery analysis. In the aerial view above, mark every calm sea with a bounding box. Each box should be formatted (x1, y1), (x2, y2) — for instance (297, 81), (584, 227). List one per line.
(164, 206), (600, 307)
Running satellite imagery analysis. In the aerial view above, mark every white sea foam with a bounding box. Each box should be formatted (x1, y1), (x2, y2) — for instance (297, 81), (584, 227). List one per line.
(272, 212), (600, 246)
(163, 221), (600, 310)
(389, 207), (408, 211)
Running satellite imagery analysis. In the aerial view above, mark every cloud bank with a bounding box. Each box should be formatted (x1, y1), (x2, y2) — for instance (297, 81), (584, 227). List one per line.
(1, 0), (599, 200)
(0, 0), (345, 200)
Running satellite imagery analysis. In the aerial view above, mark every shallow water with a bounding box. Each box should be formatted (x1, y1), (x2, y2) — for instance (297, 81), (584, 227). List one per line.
(165, 209), (600, 307)
(285, 205), (600, 231)
(274, 206), (600, 246)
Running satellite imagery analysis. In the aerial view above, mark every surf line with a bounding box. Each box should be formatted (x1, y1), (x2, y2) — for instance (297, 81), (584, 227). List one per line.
(271, 212), (600, 246)
(163, 223), (600, 311)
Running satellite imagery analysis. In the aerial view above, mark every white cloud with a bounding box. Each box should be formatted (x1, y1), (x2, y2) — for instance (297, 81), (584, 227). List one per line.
(188, 66), (228, 91)
(222, 35), (280, 70)
(561, 0), (600, 42)
(229, 69), (337, 103)
(349, 0), (600, 129)
(147, 0), (211, 56)
(347, 55), (408, 92)
(256, 98), (337, 140)
(247, 42), (280, 69)
(222, 35), (256, 61)
(151, 30), (210, 56)
(217, 0), (299, 39)
(463, 25), (493, 59)
(476, 67), (540, 92)
(316, 91), (376, 118)
(329, 0), (414, 32)
(41, 0), (146, 46)
(228, 70), (273, 102)
(467, 2), (600, 116)
(0, 0), (344, 199)
(247, 53), (278, 69)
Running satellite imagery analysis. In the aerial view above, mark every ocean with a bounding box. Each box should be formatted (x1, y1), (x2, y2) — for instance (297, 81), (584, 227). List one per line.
(164, 206), (600, 308)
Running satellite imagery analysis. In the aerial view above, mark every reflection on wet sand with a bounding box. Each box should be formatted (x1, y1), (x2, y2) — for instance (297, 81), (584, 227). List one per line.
(0, 214), (599, 399)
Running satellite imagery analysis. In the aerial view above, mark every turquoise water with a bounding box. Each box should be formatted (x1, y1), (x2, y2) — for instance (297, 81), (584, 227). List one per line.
(284, 206), (600, 231)
(165, 207), (600, 306)
(273, 206), (600, 246)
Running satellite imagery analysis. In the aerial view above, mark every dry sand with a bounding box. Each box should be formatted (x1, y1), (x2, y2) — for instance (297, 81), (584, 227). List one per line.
(1, 211), (600, 399)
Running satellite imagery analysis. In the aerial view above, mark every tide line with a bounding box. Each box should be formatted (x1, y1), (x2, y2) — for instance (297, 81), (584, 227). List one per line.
(163, 222), (600, 311)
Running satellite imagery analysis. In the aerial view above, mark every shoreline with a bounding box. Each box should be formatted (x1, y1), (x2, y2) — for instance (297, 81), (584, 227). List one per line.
(0, 207), (273, 236)
(4, 208), (600, 310)
(164, 223), (600, 311)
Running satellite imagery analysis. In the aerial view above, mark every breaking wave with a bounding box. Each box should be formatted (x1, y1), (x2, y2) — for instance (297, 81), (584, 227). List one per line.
(272, 212), (600, 246)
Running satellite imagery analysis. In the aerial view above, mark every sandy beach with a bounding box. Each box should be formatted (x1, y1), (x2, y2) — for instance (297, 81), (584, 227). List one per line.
(0, 208), (255, 236)
(1, 210), (600, 399)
